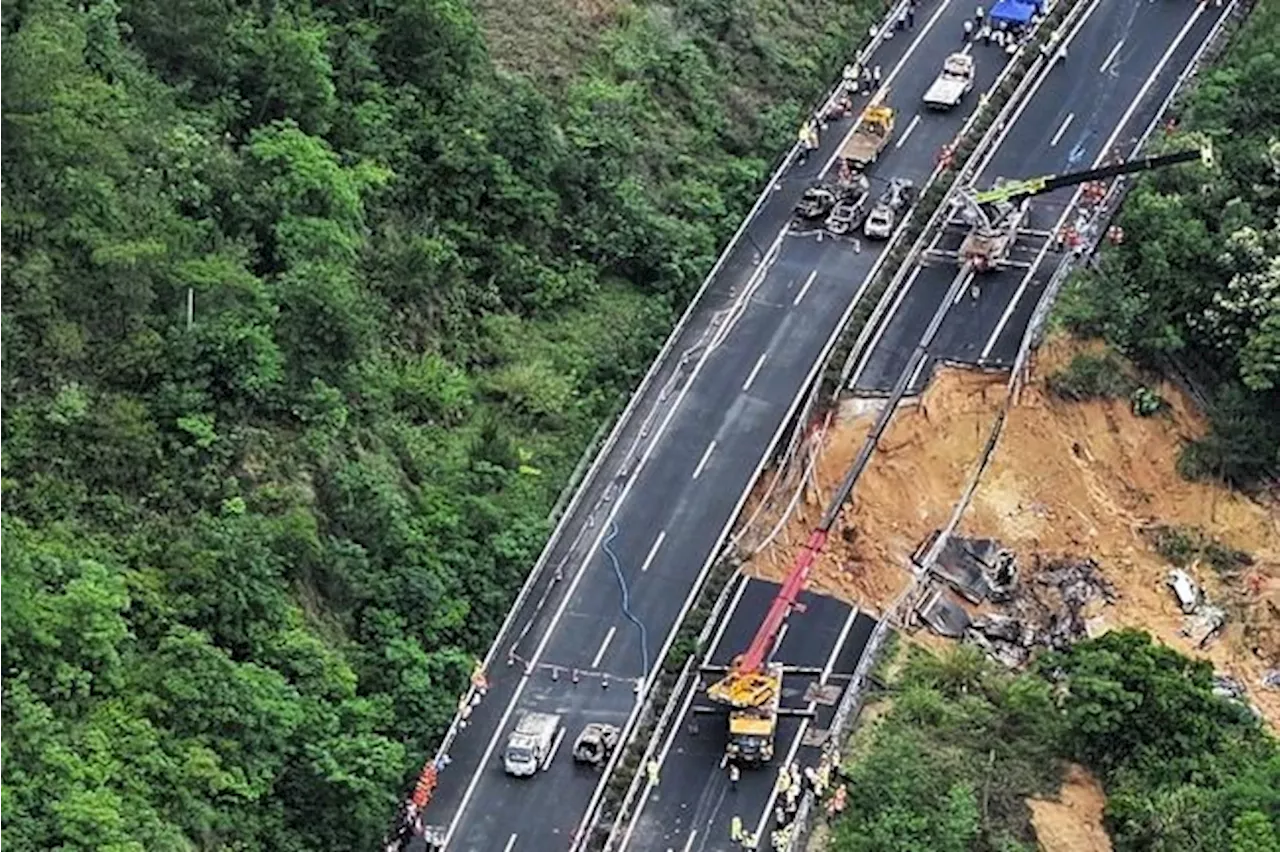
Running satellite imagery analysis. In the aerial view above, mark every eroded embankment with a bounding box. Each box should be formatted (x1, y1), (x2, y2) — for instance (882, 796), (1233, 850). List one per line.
(739, 335), (1280, 726)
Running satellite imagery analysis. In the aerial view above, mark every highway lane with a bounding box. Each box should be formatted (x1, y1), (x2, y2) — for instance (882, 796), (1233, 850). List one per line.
(616, 577), (876, 852)
(415, 1), (1024, 848)
(851, 0), (1230, 394)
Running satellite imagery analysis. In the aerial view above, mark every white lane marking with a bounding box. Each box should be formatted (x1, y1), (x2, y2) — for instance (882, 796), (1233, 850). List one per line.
(820, 0), (954, 178)
(742, 352), (769, 391)
(980, 2), (1207, 361)
(847, 265), (923, 387)
(503, 833), (518, 852)
(634, 226), (787, 478)
(545, 721), (565, 767)
(793, 269), (818, 306)
(1099, 38), (1125, 73)
(692, 440), (717, 480)
(544, 726), (566, 771)
(681, 829), (699, 852)
(1050, 112), (1074, 147)
(591, 626), (617, 668)
(640, 530), (667, 573)
(970, 0), (1108, 178)
(617, 577), (749, 851)
(749, 607), (861, 844)
(908, 348), (930, 389)
(895, 114), (922, 149)
(774, 623), (790, 654)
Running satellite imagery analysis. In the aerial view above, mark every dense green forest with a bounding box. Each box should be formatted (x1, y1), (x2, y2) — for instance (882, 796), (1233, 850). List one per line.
(1, 0), (883, 848)
(1058, 0), (1280, 485)
(832, 633), (1280, 852)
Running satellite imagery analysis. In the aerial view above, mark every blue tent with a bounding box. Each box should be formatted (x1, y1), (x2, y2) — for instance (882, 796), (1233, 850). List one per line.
(990, 0), (1039, 24)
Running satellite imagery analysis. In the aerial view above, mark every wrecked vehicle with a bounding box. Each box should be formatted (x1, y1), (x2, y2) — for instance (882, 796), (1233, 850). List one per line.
(571, 723), (620, 766)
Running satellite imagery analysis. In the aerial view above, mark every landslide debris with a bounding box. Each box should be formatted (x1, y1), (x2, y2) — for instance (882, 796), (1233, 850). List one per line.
(737, 336), (1280, 727)
(1027, 764), (1113, 852)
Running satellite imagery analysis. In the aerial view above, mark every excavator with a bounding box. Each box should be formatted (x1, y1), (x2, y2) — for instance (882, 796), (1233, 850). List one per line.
(928, 142), (1214, 272)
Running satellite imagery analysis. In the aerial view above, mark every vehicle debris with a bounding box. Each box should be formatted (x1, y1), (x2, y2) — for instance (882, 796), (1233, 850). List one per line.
(1166, 568), (1201, 613)
(571, 723), (620, 766)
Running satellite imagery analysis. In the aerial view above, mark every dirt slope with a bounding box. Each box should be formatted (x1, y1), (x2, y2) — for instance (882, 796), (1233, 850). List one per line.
(740, 336), (1280, 726)
(1028, 764), (1113, 852)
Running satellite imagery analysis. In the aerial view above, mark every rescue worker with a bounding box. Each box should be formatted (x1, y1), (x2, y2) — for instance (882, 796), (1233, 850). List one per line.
(742, 831), (759, 849)
(861, 66), (873, 95)
(907, 1), (916, 28)
(872, 64), (882, 86)
(730, 815), (744, 843)
(963, 18), (974, 41)
(975, 4), (985, 23)
(647, 759), (660, 787)
(980, 23), (992, 45)
(776, 765), (792, 796)
(729, 763), (741, 789)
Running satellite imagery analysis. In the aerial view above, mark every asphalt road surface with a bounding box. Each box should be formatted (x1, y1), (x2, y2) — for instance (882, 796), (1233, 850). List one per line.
(850, 0), (1231, 395)
(615, 574), (876, 852)
(416, 1), (1022, 849)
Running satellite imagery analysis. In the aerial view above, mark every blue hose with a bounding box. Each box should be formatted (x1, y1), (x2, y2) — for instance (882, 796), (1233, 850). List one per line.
(603, 522), (651, 679)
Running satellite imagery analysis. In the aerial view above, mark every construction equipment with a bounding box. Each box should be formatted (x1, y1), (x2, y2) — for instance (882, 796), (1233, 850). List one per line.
(503, 712), (562, 776)
(705, 530), (829, 765)
(932, 143), (1213, 272)
(571, 723), (620, 766)
(723, 661), (785, 764)
(923, 53), (975, 110)
(838, 101), (895, 171)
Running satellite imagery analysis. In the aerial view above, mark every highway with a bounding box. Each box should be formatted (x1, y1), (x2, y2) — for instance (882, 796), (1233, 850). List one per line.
(615, 576), (876, 852)
(850, 0), (1232, 395)
(412, 1), (1015, 849)
(607, 2), (1234, 851)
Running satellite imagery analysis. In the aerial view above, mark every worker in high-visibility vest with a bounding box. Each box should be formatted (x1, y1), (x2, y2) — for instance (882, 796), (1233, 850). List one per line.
(730, 815), (744, 842)
(647, 759), (660, 787)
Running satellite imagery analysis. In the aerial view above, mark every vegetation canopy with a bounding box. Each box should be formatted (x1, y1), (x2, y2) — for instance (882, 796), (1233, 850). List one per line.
(0, 0), (879, 848)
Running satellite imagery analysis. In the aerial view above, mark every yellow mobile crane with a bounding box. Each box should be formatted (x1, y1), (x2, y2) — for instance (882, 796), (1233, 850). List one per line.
(929, 142), (1215, 272)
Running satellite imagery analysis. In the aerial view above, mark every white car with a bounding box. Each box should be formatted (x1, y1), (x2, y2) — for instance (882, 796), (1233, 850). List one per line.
(863, 205), (895, 240)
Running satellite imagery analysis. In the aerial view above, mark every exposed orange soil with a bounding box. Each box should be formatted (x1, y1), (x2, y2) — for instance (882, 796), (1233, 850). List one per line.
(739, 335), (1280, 727)
(1028, 764), (1113, 852)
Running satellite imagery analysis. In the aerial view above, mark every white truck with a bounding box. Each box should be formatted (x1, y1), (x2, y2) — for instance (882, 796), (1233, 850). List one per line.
(923, 53), (975, 110)
(503, 712), (562, 777)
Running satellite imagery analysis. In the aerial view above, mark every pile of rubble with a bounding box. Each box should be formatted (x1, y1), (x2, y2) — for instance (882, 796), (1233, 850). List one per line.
(911, 535), (1117, 668)
(1165, 568), (1228, 649)
(967, 557), (1117, 668)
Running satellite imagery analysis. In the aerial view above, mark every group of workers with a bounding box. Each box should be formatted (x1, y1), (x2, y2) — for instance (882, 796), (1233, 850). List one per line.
(724, 749), (850, 851)
(959, 4), (1069, 64)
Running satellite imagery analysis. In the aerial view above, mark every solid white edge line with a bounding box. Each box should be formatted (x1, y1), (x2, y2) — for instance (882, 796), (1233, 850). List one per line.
(682, 828), (699, 852)
(692, 440), (717, 480)
(502, 833), (518, 852)
(639, 531), (667, 573)
(979, 1), (1207, 360)
(743, 352), (769, 391)
(591, 626), (618, 669)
